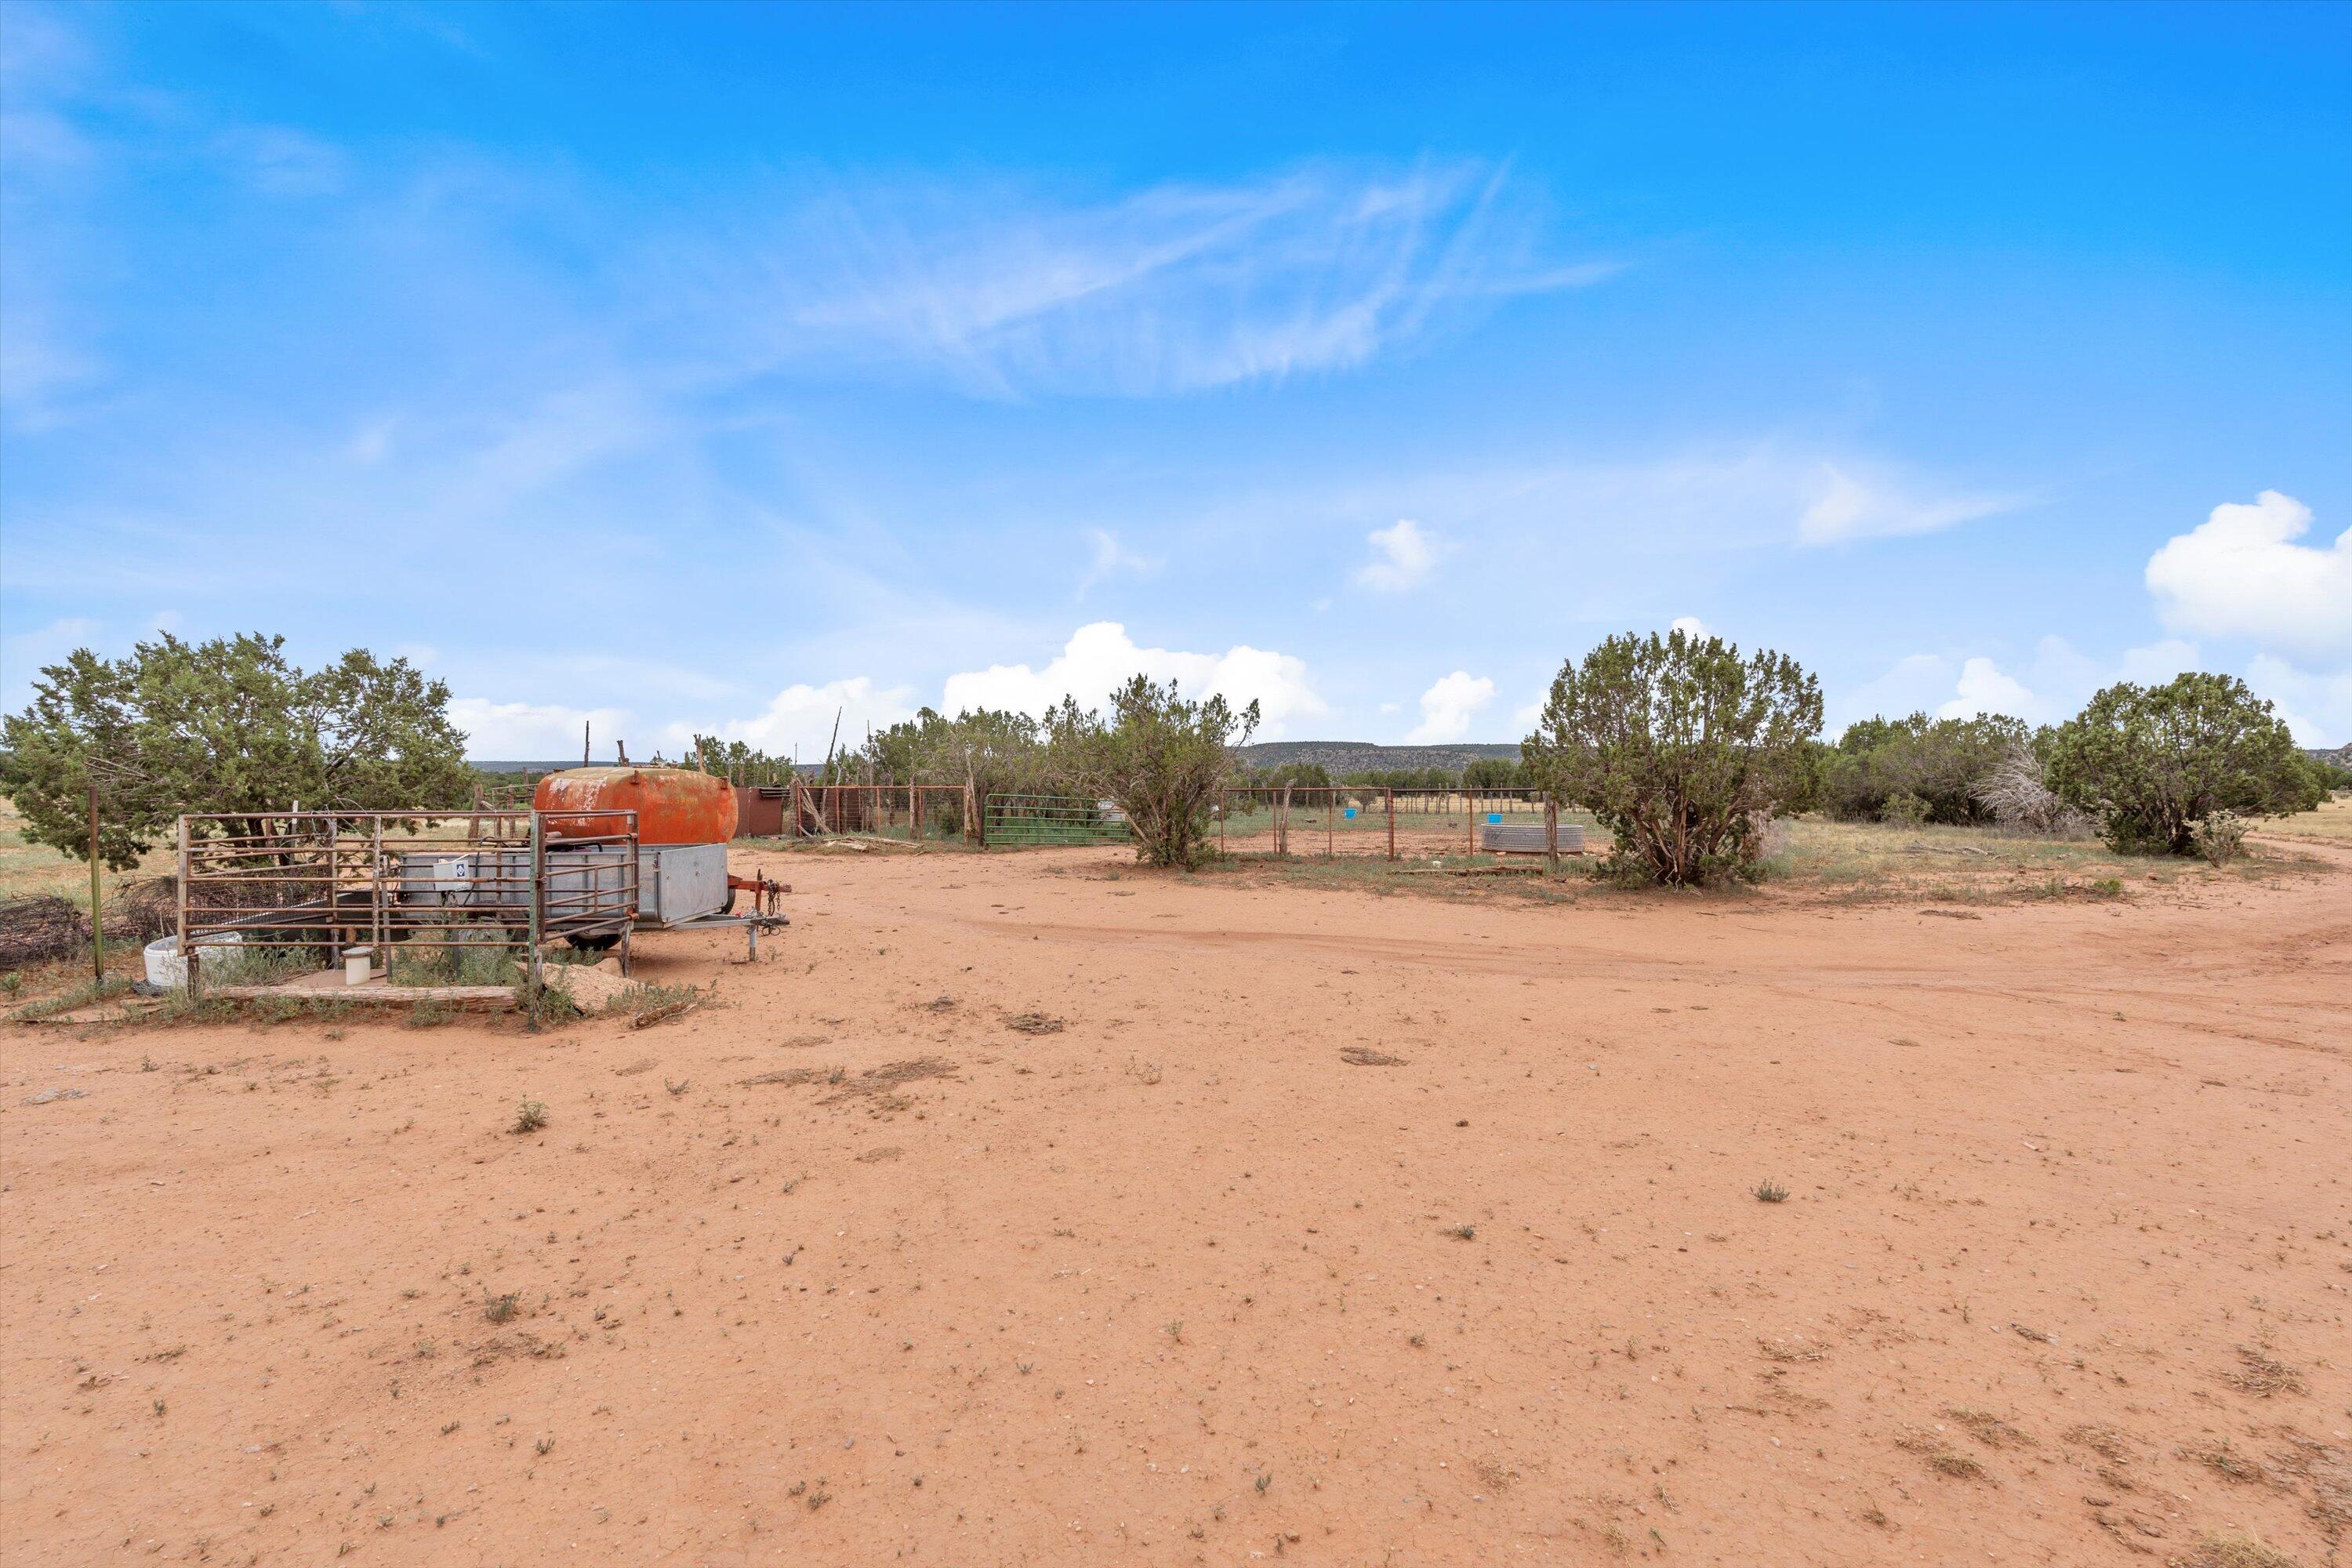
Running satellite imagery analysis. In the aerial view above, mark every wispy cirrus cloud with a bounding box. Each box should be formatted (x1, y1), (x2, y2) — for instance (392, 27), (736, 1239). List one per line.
(673, 161), (1617, 399)
(1798, 461), (2030, 546)
(1076, 528), (1163, 599)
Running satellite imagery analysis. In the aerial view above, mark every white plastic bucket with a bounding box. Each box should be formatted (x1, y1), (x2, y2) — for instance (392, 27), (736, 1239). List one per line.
(143, 931), (243, 989)
(344, 946), (374, 986)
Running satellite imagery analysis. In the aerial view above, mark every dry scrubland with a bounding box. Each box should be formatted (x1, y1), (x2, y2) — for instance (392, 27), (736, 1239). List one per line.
(4, 808), (2350, 1566)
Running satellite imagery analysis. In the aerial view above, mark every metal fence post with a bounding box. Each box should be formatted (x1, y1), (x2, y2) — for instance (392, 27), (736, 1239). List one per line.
(1387, 787), (1396, 862)
(176, 815), (191, 1000)
(526, 811), (546, 1028)
(372, 816), (385, 964)
(325, 816), (341, 972)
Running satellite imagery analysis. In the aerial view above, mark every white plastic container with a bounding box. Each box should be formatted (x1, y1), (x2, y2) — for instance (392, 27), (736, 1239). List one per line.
(344, 946), (374, 986)
(143, 931), (243, 989)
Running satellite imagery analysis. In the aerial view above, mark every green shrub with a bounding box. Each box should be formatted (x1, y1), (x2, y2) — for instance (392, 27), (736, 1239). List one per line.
(1054, 675), (1260, 869)
(1881, 789), (1930, 826)
(2046, 673), (2321, 855)
(392, 932), (519, 987)
(1820, 713), (2029, 825)
(1523, 630), (1821, 887)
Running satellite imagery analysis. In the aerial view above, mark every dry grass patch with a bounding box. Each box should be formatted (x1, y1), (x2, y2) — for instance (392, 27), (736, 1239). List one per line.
(2224, 1342), (2307, 1398)
(1763, 815), (2319, 906)
(1942, 1406), (2034, 1449)
(1896, 1428), (1994, 1482)
(742, 1057), (956, 1108)
(2183, 1436), (2267, 1484)
(2063, 1422), (2138, 1463)
(2187, 1534), (2299, 1568)
(1757, 1336), (1827, 1363)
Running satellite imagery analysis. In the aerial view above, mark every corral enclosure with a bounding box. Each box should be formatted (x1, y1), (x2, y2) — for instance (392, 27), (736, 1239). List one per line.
(3, 812), (2347, 1567)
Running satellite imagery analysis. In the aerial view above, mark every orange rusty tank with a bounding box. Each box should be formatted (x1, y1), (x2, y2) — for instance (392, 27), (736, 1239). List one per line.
(534, 767), (739, 845)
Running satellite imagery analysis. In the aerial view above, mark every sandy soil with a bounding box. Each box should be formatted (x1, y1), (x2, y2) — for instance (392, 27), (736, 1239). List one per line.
(5, 840), (2348, 1566)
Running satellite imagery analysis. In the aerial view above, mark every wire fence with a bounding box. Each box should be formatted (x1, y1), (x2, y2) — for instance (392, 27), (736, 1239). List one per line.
(1211, 787), (1603, 862)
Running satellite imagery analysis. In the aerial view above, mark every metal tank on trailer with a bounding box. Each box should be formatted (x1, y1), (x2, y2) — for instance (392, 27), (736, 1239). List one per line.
(532, 767), (783, 943)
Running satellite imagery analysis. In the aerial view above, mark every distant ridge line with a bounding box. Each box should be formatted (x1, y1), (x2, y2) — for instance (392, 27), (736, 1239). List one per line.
(1235, 740), (1522, 771)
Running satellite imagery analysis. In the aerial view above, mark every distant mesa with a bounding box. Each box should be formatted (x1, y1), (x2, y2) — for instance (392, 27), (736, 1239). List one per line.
(1235, 740), (1522, 771)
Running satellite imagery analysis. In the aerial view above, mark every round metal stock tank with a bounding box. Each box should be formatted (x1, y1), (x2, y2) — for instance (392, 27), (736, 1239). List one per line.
(534, 767), (739, 846)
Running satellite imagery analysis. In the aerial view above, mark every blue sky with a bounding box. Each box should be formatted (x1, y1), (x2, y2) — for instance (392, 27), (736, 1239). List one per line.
(3, 2), (2347, 757)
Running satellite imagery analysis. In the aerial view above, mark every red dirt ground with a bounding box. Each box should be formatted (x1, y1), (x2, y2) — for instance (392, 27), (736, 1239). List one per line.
(5, 840), (2347, 1566)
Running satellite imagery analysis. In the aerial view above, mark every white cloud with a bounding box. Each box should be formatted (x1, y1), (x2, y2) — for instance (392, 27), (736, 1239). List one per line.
(942, 622), (1327, 739)
(1669, 615), (1707, 639)
(1354, 518), (1443, 593)
(1938, 657), (2038, 721)
(2113, 637), (2203, 688)
(1845, 635), (2206, 733)
(699, 675), (917, 761)
(2146, 491), (2352, 666)
(1798, 462), (2027, 546)
(2244, 655), (2352, 747)
(1832, 652), (1955, 731)
(1406, 670), (1496, 743)
(1076, 528), (1162, 598)
(449, 698), (636, 761)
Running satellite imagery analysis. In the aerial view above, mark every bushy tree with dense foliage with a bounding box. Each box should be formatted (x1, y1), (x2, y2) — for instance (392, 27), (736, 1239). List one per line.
(1819, 712), (2029, 826)
(1053, 676), (1259, 868)
(2045, 673), (2321, 854)
(1523, 630), (1821, 887)
(1, 633), (469, 868)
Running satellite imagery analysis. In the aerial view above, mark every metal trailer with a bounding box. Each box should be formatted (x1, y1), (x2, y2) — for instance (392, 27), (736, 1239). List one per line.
(557, 841), (789, 963)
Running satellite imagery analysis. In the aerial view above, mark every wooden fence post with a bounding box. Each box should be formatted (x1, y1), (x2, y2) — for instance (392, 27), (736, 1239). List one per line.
(1387, 787), (1396, 862)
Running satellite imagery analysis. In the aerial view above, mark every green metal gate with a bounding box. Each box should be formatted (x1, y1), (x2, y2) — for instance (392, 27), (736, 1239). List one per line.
(983, 793), (1132, 848)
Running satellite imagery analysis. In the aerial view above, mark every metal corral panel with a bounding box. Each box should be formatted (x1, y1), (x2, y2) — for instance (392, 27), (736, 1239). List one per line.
(397, 847), (631, 920)
(399, 848), (528, 909)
